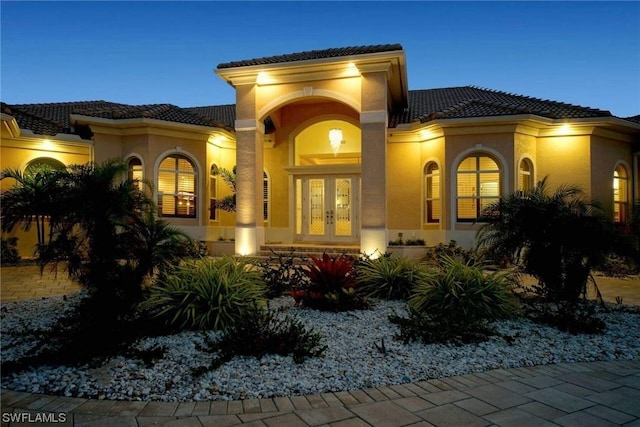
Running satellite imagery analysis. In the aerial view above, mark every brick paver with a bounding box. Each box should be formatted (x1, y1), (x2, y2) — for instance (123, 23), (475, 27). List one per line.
(1, 266), (639, 426)
(1, 361), (639, 426)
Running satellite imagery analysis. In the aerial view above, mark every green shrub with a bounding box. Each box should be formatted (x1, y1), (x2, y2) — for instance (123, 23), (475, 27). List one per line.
(390, 310), (496, 345)
(425, 240), (478, 265)
(388, 238), (426, 246)
(143, 256), (265, 331)
(293, 253), (368, 311)
(193, 305), (326, 374)
(259, 249), (310, 298)
(520, 299), (606, 334)
(410, 256), (519, 323)
(391, 256), (519, 345)
(357, 254), (431, 300)
(595, 255), (638, 277)
(1, 237), (21, 265)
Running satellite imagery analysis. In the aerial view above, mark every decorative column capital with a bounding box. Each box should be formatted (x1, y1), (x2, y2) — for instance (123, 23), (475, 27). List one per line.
(235, 119), (265, 134)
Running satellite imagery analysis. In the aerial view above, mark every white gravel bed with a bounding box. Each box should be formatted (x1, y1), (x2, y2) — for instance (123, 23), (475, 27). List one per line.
(1, 294), (639, 402)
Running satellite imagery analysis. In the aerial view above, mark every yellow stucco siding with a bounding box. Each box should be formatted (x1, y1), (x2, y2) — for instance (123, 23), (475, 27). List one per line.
(0, 134), (92, 258)
(387, 142), (422, 229)
(256, 78), (362, 118)
(0, 141), (91, 184)
(590, 134), (633, 218)
(264, 138), (290, 228)
(360, 72), (387, 112)
(537, 135), (592, 196)
(514, 132), (537, 188)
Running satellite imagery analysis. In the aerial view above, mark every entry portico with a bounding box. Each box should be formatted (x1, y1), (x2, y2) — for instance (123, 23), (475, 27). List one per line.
(215, 44), (408, 256)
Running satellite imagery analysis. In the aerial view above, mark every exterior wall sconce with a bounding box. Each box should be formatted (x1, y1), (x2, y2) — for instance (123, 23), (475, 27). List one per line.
(329, 128), (343, 155)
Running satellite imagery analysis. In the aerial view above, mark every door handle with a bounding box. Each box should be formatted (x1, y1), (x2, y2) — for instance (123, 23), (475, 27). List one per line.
(326, 211), (334, 224)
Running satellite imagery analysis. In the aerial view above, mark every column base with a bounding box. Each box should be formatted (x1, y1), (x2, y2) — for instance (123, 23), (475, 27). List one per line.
(235, 225), (265, 256)
(360, 228), (388, 259)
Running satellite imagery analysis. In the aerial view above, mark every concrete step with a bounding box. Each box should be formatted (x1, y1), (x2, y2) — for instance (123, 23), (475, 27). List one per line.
(259, 244), (361, 259)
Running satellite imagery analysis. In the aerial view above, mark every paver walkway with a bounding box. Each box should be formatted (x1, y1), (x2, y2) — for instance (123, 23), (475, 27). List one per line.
(2, 361), (639, 426)
(1, 265), (639, 426)
(1, 265), (81, 302)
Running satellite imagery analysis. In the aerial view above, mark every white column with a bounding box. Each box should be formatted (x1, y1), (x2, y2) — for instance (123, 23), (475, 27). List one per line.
(360, 71), (389, 258)
(234, 118), (265, 255)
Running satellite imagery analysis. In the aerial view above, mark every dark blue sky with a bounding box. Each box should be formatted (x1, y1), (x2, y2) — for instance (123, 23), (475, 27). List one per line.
(2, 1), (639, 117)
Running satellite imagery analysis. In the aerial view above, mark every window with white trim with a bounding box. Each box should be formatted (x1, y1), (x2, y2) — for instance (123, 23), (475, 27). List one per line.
(209, 164), (218, 221)
(424, 162), (440, 223)
(614, 165), (629, 224)
(456, 154), (501, 221)
(518, 158), (533, 193)
(127, 157), (144, 191)
(157, 154), (197, 218)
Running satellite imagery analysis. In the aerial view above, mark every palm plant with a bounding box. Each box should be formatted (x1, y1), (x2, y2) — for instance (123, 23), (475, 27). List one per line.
(477, 177), (617, 303)
(212, 165), (237, 212)
(122, 209), (195, 281)
(54, 161), (152, 288)
(0, 165), (66, 260)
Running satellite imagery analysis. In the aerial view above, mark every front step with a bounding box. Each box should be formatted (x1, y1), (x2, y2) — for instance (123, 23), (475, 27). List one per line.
(259, 244), (361, 259)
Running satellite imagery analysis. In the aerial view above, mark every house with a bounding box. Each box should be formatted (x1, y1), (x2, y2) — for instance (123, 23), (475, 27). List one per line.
(2, 44), (639, 258)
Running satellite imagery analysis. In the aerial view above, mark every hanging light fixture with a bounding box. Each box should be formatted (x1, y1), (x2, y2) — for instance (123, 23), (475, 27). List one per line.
(329, 128), (343, 155)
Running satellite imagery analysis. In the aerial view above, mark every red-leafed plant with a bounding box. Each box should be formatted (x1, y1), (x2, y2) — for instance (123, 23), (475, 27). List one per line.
(292, 253), (368, 311)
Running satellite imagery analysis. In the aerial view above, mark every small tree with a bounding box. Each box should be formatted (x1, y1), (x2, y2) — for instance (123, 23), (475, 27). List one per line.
(477, 177), (617, 303)
(212, 165), (237, 212)
(122, 209), (195, 281)
(0, 165), (66, 263)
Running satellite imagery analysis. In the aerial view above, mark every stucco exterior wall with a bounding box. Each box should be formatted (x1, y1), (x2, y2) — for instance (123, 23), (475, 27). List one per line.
(387, 142), (422, 229)
(514, 131), (537, 187)
(590, 133), (633, 218)
(255, 78), (362, 118)
(0, 134), (92, 258)
(537, 134), (592, 196)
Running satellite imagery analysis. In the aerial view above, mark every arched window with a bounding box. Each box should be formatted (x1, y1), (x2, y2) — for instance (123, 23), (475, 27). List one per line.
(518, 158), (533, 193)
(157, 154), (197, 218)
(25, 157), (65, 173)
(456, 153), (501, 221)
(263, 171), (270, 221)
(209, 164), (218, 221)
(613, 165), (629, 224)
(424, 162), (440, 223)
(127, 157), (143, 190)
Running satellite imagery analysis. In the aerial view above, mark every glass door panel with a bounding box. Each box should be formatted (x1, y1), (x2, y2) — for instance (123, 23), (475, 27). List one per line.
(309, 178), (325, 236)
(334, 178), (352, 236)
(297, 176), (359, 243)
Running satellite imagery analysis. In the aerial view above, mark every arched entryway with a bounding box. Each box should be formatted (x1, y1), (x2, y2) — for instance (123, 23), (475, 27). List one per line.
(291, 119), (362, 243)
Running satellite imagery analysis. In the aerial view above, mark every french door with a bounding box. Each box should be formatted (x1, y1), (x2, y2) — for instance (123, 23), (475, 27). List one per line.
(295, 176), (359, 242)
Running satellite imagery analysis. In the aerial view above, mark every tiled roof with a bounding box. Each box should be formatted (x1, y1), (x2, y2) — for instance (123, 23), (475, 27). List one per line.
(185, 105), (236, 129)
(389, 86), (613, 127)
(3, 101), (233, 136)
(73, 103), (232, 130)
(217, 44), (403, 69)
(1, 102), (69, 136)
(2, 86), (628, 137)
(623, 115), (640, 124)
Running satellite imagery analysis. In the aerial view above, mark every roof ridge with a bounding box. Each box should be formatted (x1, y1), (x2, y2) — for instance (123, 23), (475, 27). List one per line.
(217, 43), (403, 69)
(467, 85), (610, 115)
(184, 104), (236, 109)
(10, 100), (115, 107)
